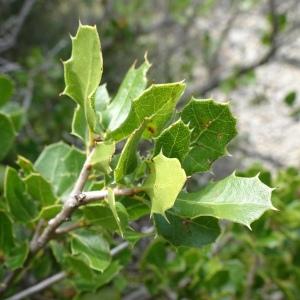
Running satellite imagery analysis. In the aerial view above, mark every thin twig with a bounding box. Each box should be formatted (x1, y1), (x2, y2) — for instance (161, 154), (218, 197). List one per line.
(54, 221), (87, 235)
(0, 146), (141, 296)
(4, 272), (66, 300)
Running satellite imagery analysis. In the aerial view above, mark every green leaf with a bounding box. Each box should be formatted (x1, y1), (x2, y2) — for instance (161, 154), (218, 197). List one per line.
(0, 112), (15, 161)
(94, 261), (122, 289)
(34, 142), (85, 198)
(71, 229), (111, 272)
(0, 211), (14, 253)
(4, 167), (37, 223)
(72, 84), (110, 142)
(124, 228), (152, 247)
(72, 105), (86, 142)
(66, 256), (97, 292)
(106, 187), (123, 236)
(17, 155), (35, 176)
(114, 123), (145, 182)
(62, 23), (103, 133)
(66, 258), (121, 293)
(90, 141), (115, 173)
(106, 59), (150, 132)
(172, 173), (276, 228)
(154, 119), (191, 162)
(82, 202), (128, 231)
(181, 98), (237, 174)
(5, 242), (29, 270)
(0, 75), (14, 107)
(121, 197), (150, 221)
(108, 82), (185, 141)
(62, 23), (102, 106)
(155, 213), (220, 248)
(95, 83), (110, 112)
(143, 152), (186, 218)
(24, 174), (57, 206)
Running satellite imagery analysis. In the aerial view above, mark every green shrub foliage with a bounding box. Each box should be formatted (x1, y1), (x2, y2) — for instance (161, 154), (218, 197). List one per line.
(0, 23), (276, 298)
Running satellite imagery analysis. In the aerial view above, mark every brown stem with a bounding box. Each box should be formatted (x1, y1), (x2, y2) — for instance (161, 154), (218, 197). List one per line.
(0, 145), (141, 297)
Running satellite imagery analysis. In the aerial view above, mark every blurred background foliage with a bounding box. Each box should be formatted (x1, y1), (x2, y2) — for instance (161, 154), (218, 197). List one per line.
(1, 0), (300, 299)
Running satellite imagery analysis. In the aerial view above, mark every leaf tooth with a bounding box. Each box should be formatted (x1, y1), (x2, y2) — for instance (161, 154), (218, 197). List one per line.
(231, 170), (237, 177)
(143, 52), (152, 68)
(224, 147), (232, 157)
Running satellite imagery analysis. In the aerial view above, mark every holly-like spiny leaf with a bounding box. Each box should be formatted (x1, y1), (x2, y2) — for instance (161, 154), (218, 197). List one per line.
(172, 173), (276, 228)
(143, 152), (186, 218)
(155, 213), (221, 248)
(106, 58), (150, 132)
(181, 98), (237, 174)
(108, 82), (185, 141)
(89, 141), (115, 174)
(62, 23), (102, 106)
(62, 23), (103, 133)
(154, 119), (191, 162)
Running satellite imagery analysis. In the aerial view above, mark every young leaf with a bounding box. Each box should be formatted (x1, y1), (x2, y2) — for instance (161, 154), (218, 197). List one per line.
(0, 112), (15, 161)
(107, 187), (123, 236)
(62, 23), (102, 106)
(106, 59), (150, 132)
(143, 152), (186, 218)
(172, 173), (276, 228)
(17, 155), (35, 176)
(62, 23), (102, 133)
(90, 141), (115, 173)
(34, 142), (85, 198)
(108, 82), (185, 141)
(4, 167), (37, 223)
(154, 119), (191, 162)
(181, 98), (237, 174)
(114, 123), (145, 182)
(24, 174), (57, 206)
(0, 211), (14, 253)
(155, 213), (221, 248)
(71, 229), (111, 272)
(0, 74), (14, 107)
